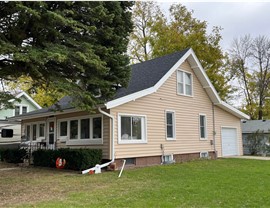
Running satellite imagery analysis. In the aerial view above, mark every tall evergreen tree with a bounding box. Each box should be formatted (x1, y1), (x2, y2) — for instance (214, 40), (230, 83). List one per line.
(0, 1), (133, 110)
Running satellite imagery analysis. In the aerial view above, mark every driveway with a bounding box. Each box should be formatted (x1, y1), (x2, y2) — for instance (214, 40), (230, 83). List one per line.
(224, 155), (270, 160)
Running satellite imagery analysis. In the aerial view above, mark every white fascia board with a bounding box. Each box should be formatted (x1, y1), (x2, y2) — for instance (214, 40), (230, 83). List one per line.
(105, 87), (156, 109)
(8, 91), (42, 109)
(217, 101), (250, 120)
(18, 92), (42, 109)
(188, 49), (221, 104)
(154, 49), (191, 90)
(106, 49), (191, 109)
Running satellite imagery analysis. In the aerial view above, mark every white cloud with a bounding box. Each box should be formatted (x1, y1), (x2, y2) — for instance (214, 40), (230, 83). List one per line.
(160, 2), (270, 51)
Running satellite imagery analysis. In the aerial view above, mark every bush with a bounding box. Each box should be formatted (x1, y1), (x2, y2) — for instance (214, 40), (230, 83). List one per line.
(0, 148), (27, 163)
(32, 148), (102, 171)
(245, 130), (270, 155)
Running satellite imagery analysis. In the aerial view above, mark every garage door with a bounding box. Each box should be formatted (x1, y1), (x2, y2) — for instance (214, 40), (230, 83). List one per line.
(221, 128), (238, 156)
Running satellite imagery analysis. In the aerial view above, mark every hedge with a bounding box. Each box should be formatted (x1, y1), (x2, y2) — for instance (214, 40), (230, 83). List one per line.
(32, 148), (102, 171)
(0, 148), (27, 163)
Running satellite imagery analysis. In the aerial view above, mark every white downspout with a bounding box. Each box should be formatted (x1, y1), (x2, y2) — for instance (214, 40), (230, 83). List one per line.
(81, 107), (114, 174)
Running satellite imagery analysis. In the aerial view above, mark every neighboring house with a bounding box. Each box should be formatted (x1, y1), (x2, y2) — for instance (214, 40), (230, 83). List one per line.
(0, 91), (41, 148)
(11, 48), (249, 168)
(242, 120), (270, 155)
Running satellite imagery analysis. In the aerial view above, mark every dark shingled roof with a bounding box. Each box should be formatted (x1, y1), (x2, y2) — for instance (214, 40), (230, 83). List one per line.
(11, 49), (189, 118)
(115, 48), (189, 99)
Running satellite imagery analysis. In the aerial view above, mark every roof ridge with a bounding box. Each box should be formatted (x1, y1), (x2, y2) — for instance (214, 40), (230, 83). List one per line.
(130, 48), (190, 67)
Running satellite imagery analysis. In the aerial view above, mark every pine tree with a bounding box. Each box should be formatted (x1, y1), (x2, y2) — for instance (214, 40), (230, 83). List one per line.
(0, 1), (133, 110)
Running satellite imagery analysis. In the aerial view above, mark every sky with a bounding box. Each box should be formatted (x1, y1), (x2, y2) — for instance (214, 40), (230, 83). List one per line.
(159, 1), (270, 52)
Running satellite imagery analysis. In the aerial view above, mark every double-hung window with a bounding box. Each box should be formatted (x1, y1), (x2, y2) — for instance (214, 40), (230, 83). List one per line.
(177, 70), (192, 96)
(119, 114), (146, 144)
(14, 105), (28, 116)
(199, 114), (207, 140)
(166, 111), (175, 140)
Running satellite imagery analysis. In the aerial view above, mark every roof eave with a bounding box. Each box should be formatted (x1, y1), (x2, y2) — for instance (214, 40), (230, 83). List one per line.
(8, 91), (42, 109)
(8, 108), (77, 121)
(105, 48), (250, 120)
(216, 101), (250, 120)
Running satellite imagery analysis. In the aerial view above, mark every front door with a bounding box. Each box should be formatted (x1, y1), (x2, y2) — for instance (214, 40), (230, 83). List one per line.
(47, 119), (56, 149)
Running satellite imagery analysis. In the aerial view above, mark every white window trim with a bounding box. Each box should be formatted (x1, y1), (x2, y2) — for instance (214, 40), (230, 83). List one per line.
(165, 110), (176, 140)
(118, 113), (147, 144)
(24, 121), (45, 142)
(14, 104), (29, 116)
(59, 114), (103, 146)
(199, 114), (207, 140)
(37, 122), (46, 141)
(58, 120), (69, 141)
(177, 69), (193, 97)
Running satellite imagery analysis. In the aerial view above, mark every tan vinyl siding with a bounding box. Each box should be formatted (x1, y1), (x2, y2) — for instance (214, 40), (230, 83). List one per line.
(111, 61), (216, 159)
(214, 106), (243, 157)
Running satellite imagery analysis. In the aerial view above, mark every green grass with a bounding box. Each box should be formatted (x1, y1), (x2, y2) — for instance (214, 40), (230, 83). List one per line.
(3, 158), (270, 207)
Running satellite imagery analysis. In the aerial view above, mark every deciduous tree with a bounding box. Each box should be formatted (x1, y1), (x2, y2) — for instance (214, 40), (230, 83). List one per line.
(229, 35), (270, 119)
(129, 3), (232, 100)
(128, 1), (162, 63)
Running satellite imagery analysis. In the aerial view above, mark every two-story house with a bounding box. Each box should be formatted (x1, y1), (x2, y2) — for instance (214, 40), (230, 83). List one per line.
(0, 91), (41, 148)
(12, 48), (249, 168)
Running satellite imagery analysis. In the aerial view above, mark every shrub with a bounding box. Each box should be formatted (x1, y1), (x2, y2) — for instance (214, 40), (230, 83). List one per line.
(0, 148), (27, 163)
(245, 130), (270, 155)
(32, 148), (102, 171)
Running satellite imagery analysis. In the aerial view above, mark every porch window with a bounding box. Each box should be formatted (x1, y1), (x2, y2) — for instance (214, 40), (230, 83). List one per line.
(26, 125), (30, 141)
(61, 115), (103, 145)
(70, 120), (78, 140)
(39, 123), (45, 137)
(119, 114), (146, 144)
(32, 124), (37, 141)
(60, 121), (68, 137)
(81, 118), (90, 139)
(93, 117), (102, 139)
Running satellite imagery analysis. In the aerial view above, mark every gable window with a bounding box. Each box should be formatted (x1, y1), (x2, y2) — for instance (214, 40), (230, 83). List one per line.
(14, 105), (28, 116)
(199, 114), (207, 140)
(22, 106), (28, 114)
(15, 106), (20, 116)
(119, 114), (146, 144)
(166, 111), (175, 140)
(177, 70), (192, 96)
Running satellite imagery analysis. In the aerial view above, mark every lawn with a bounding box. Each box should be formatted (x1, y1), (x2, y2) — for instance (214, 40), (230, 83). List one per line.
(0, 158), (269, 208)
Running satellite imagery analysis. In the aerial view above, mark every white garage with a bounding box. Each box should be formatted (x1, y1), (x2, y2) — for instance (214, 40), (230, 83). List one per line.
(221, 127), (238, 156)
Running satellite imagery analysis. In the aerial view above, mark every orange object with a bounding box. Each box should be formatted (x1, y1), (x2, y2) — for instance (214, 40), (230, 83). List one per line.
(89, 170), (95, 174)
(56, 157), (66, 169)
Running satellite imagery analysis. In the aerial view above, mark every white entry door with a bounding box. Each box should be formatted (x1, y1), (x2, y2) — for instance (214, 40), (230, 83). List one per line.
(47, 118), (56, 150)
(221, 127), (238, 156)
